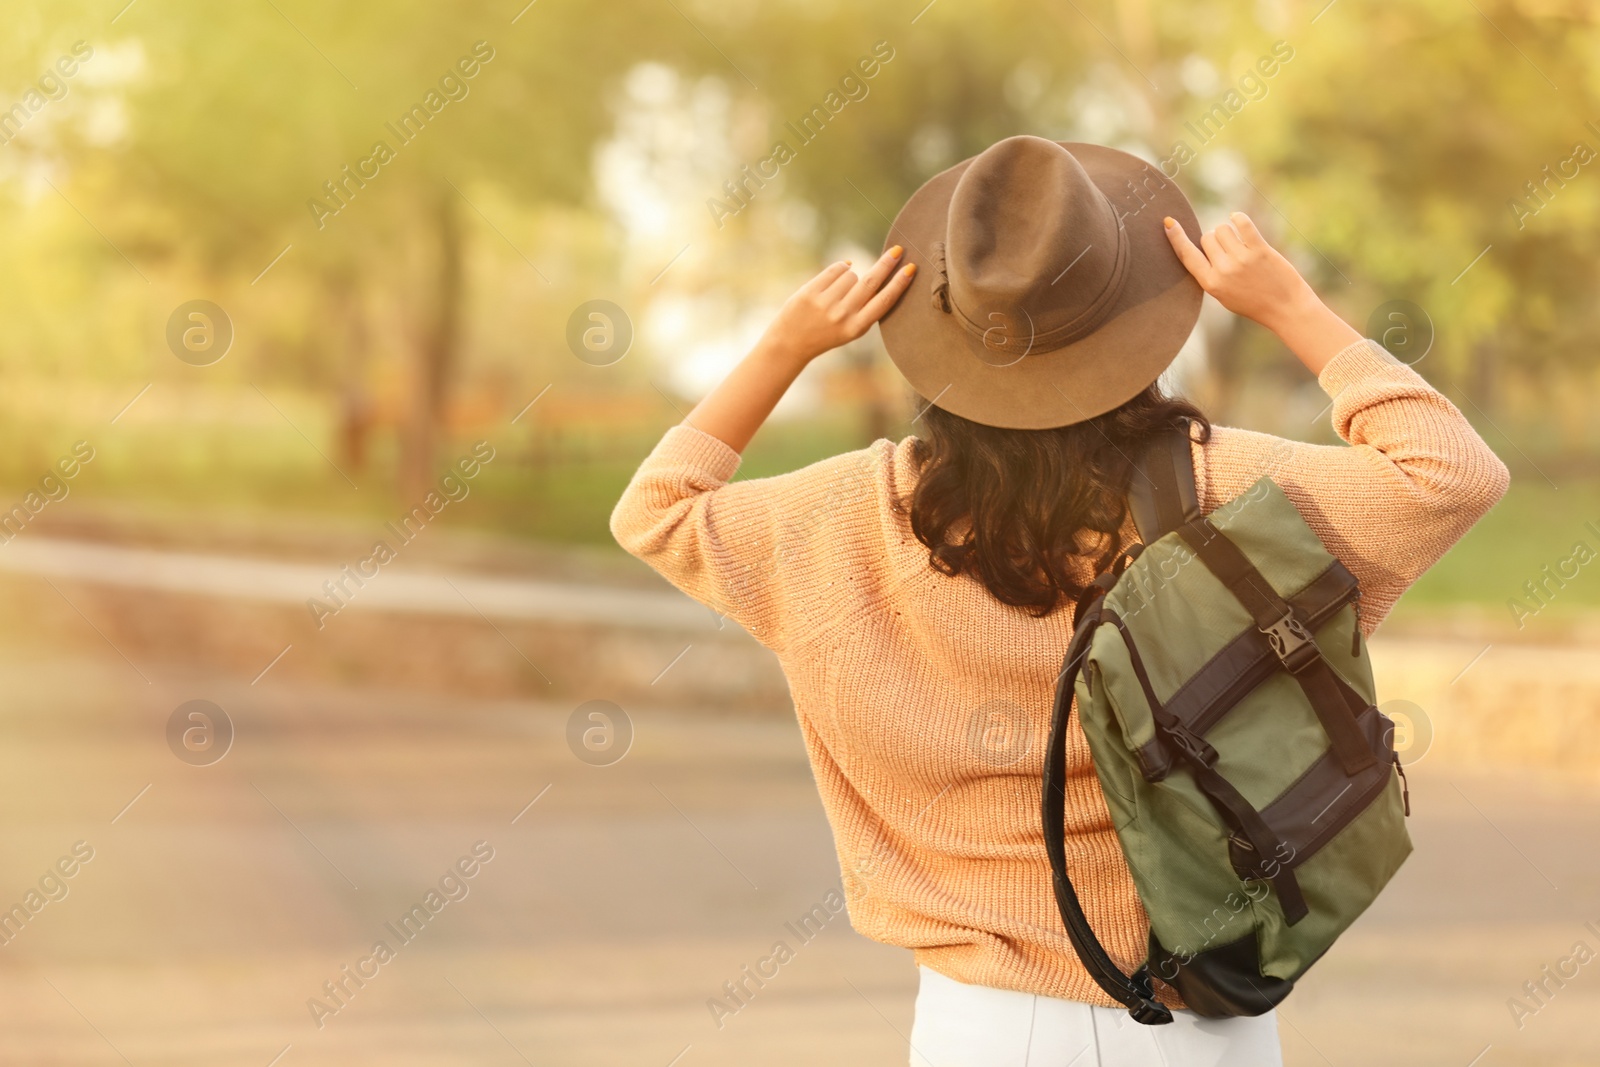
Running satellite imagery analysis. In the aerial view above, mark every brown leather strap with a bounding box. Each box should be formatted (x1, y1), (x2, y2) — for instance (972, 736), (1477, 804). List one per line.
(1177, 519), (1377, 776)
(1133, 563), (1360, 781)
(1104, 611), (1311, 925)
(1176, 519), (1289, 630)
(1253, 706), (1398, 868)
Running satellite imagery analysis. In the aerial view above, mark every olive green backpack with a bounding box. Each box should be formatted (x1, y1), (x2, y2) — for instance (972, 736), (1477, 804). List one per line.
(1041, 425), (1413, 1024)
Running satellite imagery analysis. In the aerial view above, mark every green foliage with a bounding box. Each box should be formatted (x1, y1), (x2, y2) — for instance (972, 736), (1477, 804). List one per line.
(1233, 0), (1600, 381)
(2, 0), (1598, 568)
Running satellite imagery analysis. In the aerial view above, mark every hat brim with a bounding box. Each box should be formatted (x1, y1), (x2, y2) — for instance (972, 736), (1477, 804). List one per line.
(878, 142), (1203, 430)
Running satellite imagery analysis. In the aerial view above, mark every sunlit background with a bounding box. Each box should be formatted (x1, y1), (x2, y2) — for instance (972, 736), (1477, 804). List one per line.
(1, 0), (1598, 1064)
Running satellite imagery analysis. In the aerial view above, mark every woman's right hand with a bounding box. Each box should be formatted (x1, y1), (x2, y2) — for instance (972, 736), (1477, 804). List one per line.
(1163, 211), (1362, 376)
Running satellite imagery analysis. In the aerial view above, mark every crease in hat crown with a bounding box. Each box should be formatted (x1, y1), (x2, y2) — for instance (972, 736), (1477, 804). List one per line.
(933, 135), (1133, 355)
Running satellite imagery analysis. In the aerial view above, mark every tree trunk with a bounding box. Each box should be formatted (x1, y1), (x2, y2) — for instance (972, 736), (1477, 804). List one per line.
(401, 184), (463, 502)
(1196, 314), (1245, 421)
(335, 272), (373, 475)
(851, 349), (890, 444)
(1467, 338), (1497, 421)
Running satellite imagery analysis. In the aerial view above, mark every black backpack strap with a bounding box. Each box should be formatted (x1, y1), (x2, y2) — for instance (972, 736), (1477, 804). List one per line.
(1038, 430), (1196, 1026)
(1041, 582), (1174, 1026)
(1128, 421), (1200, 546)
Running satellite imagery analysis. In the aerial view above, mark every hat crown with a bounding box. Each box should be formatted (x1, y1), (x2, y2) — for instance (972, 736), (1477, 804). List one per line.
(943, 136), (1129, 354)
(876, 136), (1203, 429)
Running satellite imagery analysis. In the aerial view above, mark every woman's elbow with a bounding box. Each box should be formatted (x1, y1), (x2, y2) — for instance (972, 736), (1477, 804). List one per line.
(610, 489), (703, 566)
(1451, 446), (1511, 519)
(1419, 445), (1511, 528)
(1483, 451), (1512, 510)
(609, 491), (652, 559)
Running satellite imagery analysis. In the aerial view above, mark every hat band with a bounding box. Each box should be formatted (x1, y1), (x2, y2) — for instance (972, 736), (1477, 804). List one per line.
(929, 210), (1132, 355)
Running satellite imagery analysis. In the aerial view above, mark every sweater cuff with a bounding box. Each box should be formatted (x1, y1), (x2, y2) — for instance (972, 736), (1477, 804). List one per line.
(1317, 338), (1408, 399)
(649, 423), (743, 484)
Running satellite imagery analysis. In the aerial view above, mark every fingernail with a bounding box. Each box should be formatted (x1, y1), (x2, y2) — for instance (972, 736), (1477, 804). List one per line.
(1163, 216), (1176, 229)
(904, 263), (917, 278)
(890, 245), (904, 258)
(845, 260), (853, 266)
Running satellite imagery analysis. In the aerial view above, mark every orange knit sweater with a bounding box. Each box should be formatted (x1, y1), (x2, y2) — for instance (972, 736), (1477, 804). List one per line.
(609, 338), (1509, 1007)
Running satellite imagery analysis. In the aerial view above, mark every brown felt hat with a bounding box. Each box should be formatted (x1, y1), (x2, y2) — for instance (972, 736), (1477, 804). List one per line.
(878, 135), (1204, 429)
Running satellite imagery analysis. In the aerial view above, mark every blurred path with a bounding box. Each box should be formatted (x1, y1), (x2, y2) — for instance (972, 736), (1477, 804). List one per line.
(5, 532), (1600, 779)
(0, 654), (1596, 1066)
(2, 534), (1597, 783)
(1, 534), (1598, 1064)
(0, 536), (717, 630)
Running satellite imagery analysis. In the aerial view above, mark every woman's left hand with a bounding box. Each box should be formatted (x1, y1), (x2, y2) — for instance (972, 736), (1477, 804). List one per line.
(759, 247), (917, 366)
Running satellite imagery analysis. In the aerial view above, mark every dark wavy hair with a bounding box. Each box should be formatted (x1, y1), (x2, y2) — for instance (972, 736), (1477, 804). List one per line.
(908, 385), (1210, 617)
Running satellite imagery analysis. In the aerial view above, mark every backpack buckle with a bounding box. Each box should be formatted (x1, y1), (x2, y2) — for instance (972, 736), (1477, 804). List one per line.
(1259, 611), (1318, 673)
(1164, 722), (1219, 768)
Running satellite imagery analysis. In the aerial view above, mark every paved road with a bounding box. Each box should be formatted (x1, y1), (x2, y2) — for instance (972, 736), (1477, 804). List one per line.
(1, 652), (1597, 1067)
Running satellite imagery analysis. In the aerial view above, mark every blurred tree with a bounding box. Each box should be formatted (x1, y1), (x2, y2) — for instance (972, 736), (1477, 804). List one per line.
(47, 0), (686, 497)
(689, 0), (1600, 424)
(9, 0), (1600, 495)
(1233, 0), (1600, 407)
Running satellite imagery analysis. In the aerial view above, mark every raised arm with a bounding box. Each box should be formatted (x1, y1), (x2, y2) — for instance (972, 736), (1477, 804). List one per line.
(683, 248), (915, 453)
(609, 248), (916, 650)
(1163, 212), (1510, 630)
(1163, 211), (1362, 377)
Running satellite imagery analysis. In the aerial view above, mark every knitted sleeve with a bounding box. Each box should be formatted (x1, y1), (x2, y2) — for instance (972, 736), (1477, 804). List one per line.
(1195, 338), (1511, 632)
(608, 423), (882, 652)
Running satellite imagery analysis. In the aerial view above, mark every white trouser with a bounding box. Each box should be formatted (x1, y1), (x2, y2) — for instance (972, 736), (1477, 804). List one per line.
(909, 966), (1284, 1067)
